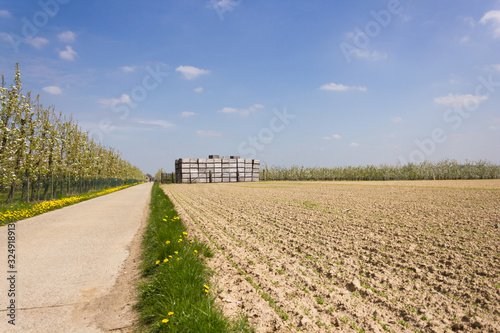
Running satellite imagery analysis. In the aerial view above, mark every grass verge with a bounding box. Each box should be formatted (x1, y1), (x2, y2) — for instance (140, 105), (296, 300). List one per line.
(0, 182), (141, 226)
(135, 183), (253, 332)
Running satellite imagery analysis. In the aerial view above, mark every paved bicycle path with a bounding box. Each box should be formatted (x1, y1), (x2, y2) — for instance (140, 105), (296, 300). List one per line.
(0, 182), (153, 332)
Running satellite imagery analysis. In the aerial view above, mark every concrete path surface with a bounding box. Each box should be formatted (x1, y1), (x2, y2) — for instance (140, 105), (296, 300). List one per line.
(0, 182), (153, 332)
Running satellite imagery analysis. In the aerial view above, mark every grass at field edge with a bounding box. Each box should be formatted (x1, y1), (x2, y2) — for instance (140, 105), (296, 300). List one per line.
(135, 183), (254, 333)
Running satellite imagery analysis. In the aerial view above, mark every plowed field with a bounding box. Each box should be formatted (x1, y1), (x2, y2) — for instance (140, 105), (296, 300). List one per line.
(161, 180), (500, 332)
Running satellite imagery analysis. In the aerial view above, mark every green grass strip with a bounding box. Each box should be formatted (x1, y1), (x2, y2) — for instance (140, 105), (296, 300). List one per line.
(0, 183), (141, 226)
(136, 183), (253, 333)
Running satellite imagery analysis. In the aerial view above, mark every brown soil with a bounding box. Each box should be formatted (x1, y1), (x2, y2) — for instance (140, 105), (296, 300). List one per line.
(162, 180), (500, 332)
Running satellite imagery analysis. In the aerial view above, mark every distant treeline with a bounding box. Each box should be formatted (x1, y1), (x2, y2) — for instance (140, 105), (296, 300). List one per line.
(261, 159), (500, 181)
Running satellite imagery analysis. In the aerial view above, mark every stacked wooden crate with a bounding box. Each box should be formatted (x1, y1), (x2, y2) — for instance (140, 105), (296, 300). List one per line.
(175, 156), (260, 183)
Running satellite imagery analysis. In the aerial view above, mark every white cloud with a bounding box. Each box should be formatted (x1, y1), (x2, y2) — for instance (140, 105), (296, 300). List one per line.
(434, 93), (488, 107)
(211, 0), (240, 10)
(26, 37), (49, 49)
(181, 111), (196, 117)
(218, 104), (263, 116)
(459, 35), (470, 44)
(59, 45), (77, 61)
(42, 86), (62, 95)
(323, 134), (341, 141)
(175, 65), (210, 80)
(135, 119), (174, 129)
(391, 117), (403, 123)
(352, 49), (388, 61)
(0, 9), (11, 18)
(320, 82), (367, 92)
(480, 10), (500, 38)
(197, 130), (222, 138)
(57, 31), (76, 43)
(120, 66), (135, 73)
(99, 94), (131, 107)
(493, 64), (500, 72)
(219, 107), (239, 114)
(349, 143), (359, 147)
(194, 87), (203, 93)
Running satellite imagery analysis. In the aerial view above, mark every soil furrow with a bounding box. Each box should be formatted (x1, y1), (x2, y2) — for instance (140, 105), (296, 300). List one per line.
(162, 181), (500, 332)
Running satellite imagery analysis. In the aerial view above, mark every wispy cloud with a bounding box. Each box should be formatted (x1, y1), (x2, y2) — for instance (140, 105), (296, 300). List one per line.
(489, 118), (500, 131)
(459, 16), (475, 27)
(197, 130), (222, 138)
(58, 31), (76, 43)
(26, 37), (49, 49)
(210, 0), (241, 11)
(175, 65), (210, 80)
(42, 86), (62, 95)
(120, 66), (135, 73)
(449, 77), (461, 84)
(218, 104), (263, 116)
(352, 49), (388, 61)
(219, 107), (238, 113)
(480, 10), (500, 38)
(390, 117), (403, 123)
(209, 0), (242, 20)
(194, 86), (203, 93)
(135, 119), (175, 129)
(59, 45), (77, 61)
(349, 142), (359, 147)
(459, 35), (470, 44)
(323, 134), (341, 141)
(0, 32), (12, 43)
(320, 82), (367, 92)
(99, 94), (131, 107)
(181, 111), (196, 117)
(0, 9), (11, 18)
(434, 93), (488, 107)
(344, 30), (388, 61)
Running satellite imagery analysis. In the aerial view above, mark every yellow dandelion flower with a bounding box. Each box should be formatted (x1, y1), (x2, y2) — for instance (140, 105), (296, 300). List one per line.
(205, 289), (209, 293)
(182, 232), (188, 235)
(165, 241), (170, 244)
(162, 319), (169, 323)
(169, 255), (172, 258)
(168, 312), (174, 316)
(155, 260), (160, 265)
(163, 258), (168, 263)
(204, 285), (209, 289)
(174, 251), (178, 254)
(176, 258), (180, 261)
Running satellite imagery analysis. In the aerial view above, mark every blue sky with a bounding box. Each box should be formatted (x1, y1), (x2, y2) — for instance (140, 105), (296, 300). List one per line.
(1, 0), (499, 174)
